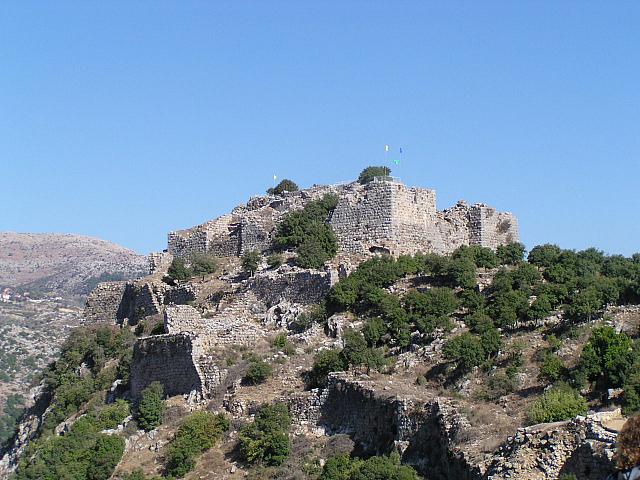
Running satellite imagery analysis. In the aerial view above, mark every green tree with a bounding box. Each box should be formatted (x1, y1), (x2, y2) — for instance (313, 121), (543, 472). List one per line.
(446, 257), (477, 289)
(136, 381), (165, 431)
(309, 349), (347, 388)
(87, 434), (125, 480)
(623, 357), (640, 415)
(295, 223), (338, 269)
(443, 333), (485, 372)
(341, 329), (369, 368)
(404, 287), (459, 318)
(452, 245), (499, 268)
(577, 326), (634, 389)
(168, 258), (192, 281)
(528, 244), (562, 267)
(528, 383), (588, 424)
(242, 250), (261, 276)
(266, 252), (284, 269)
(190, 253), (218, 277)
(565, 286), (603, 321)
(239, 403), (291, 466)
(357, 166), (391, 184)
(497, 242), (526, 265)
(320, 453), (419, 480)
(527, 294), (554, 321)
(363, 317), (387, 347)
(267, 179), (299, 195)
(538, 353), (566, 383)
(320, 454), (359, 480)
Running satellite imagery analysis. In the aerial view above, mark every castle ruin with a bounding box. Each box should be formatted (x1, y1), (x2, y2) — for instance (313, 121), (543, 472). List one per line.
(167, 178), (519, 260)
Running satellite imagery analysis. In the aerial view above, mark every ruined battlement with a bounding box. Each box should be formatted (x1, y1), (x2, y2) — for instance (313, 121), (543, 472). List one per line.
(167, 179), (519, 260)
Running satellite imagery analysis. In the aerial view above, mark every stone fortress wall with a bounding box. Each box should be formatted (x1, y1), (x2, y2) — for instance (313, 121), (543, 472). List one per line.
(166, 179), (519, 260)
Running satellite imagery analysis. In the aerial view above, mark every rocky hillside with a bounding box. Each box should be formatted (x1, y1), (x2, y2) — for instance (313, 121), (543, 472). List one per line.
(2, 175), (640, 480)
(0, 232), (148, 299)
(0, 232), (147, 452)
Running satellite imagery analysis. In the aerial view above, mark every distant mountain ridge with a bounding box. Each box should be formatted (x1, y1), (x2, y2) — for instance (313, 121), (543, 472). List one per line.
(0, 232), (148, 298)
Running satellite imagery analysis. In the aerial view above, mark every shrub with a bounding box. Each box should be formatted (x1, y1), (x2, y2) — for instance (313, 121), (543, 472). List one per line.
(363, 317), (387, 347)
(357, 166), (391, 184)
(309, 349), (347, 388)
(190, 253), (218, 276)
(452, 245), (499, 268)
(267, 179), (299, 195)
(14, 416), (125, 480)
(527, 384), (588, 424)
(538, 353), (566, 383)
(443, 333), (485, 372)
(242, 250), (261, 276)
(87, 434), (126, 480)
(271, 333), (295, 356)
(267, 253), (284, 269)
(93, 399), (130, 429)
(565, 286), (604, 321)
(615, 415), (640, 470)
(320, 453), (419, 480)
(404, 287), (459, 318)
(275, 194), (338, 249)
(446, 257), (477, 289)
(339, 329), (387, 372)
(168, 258), (192, 281)
(165, 412), (229, 477)
(239, 403), (291, 466)
(0, 394), (24, 446)
(244, 359), (273, 385)
(136, 381), (165, 431)
(484, 372), (517, 400)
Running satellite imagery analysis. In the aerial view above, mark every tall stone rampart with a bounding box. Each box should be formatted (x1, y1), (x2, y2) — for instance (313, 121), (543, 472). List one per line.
(130, 333), (204, 398)
(84, 281), (128, 323)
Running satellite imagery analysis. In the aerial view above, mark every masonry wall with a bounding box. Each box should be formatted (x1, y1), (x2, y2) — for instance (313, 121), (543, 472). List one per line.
(330, 181), (395, 254)
(84, 281), (127, 323)
(250, 270), (332, 306)
(469, 206), (519, 249)
(317, 375), (480, 480)
(164, 304), (262, 347)
(130, 334), (203, 398)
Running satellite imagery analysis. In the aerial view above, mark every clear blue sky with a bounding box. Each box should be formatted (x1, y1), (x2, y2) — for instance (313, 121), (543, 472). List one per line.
(2, 2), (639, 256)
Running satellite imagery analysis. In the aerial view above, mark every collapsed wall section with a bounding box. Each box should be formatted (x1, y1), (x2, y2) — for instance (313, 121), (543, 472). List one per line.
(314, 375), (480, 480)
(469, 206), (519, 250)
(84, 280), (197, 325)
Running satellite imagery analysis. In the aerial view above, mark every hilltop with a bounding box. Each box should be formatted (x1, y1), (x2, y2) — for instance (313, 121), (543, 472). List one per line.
(2, 172), (639, 480)
(0, 232), (148, 299)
